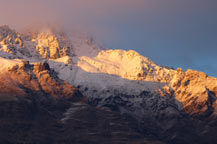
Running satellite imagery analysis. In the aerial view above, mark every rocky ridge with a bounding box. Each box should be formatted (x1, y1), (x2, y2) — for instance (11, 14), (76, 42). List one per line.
(0, 56), (154, 144)
(0, 25), (217, 143)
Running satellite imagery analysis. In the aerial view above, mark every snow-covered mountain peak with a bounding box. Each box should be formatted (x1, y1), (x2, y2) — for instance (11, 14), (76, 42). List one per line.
(22, 24), (103, 58)
(1, 25), (217, 114)
(32, 29), (74, 59)
(77, 49), (176, 82)
(0, 25), (197, 97)
(1, 25), (217, 143)
(0, 25), (103, 61)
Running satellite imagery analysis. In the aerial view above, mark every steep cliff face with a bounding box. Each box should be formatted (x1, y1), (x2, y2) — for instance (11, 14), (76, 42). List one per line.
(0, 57), (79, 100)
(170, 69), (217, 118)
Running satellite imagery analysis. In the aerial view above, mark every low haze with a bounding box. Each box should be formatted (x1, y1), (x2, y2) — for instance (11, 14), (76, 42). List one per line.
(0, 0), (217, 76)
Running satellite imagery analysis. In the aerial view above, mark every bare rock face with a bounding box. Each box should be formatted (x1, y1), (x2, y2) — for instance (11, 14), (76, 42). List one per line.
(33, 31), (74, 59)
(170, 69), (217, 119)
(24, 26), (74, 59)
(0, 59), (80, 101)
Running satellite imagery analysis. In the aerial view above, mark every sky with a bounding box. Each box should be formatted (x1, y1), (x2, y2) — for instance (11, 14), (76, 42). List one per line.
(0, 0), (217, 76)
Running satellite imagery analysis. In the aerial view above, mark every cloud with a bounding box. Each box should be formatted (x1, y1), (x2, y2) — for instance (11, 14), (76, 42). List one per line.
(0, 0), (146, 29)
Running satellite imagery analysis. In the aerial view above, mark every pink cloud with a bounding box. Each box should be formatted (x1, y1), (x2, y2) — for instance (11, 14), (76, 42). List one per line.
(0, 0), (147, 29)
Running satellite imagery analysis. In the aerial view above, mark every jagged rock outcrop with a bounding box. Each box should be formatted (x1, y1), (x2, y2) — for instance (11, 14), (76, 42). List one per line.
(0, 25), (23, 55)
(0, 58), (80, 100)
(32, 28), (74, 59)
(170, 69), (217, 118)
(0, 25), (75, 60)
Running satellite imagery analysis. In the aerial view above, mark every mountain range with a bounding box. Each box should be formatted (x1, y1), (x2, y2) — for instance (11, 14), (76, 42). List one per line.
(0, 25), (217, 144)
